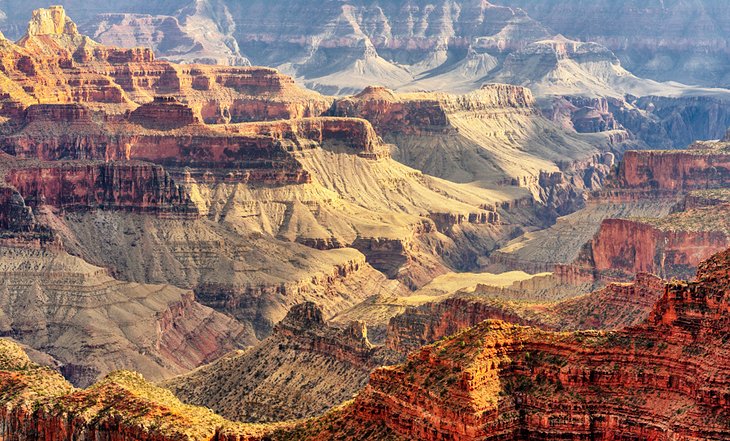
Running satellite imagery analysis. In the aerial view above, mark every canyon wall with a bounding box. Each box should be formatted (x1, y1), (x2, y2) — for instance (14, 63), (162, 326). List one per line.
(587, 208), (730, 280)
(617, 149), (730, 191)
(5, 161), (198, 215)
(287, 247), (730, 440)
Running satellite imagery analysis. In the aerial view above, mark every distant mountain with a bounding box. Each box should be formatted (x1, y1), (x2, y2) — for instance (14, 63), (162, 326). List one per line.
(493, 0), (730, 88)
(0, 0), (728, 94)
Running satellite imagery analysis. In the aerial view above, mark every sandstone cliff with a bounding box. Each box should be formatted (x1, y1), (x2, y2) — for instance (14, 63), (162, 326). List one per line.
(583, 205), (730, 281)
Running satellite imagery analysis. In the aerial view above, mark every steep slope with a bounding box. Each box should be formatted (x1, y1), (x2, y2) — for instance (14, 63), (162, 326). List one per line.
(330, 85), (621, 210)
(490, 135), (730, 277)
(0, 244), (247, 388)
(163, 302), (399, 423)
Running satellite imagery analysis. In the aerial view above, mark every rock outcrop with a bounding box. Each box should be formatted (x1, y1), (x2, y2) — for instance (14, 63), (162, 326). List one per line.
(583, 205), (730, 281)
(0, 7), (329, 123)
(0, 340), (276, 441)
(163, 302), (399, 423)
(5, 160), (198, 216)
(330, 84), (616, 209)
(385, 272), (664, 355)
(617, 148), (730, 191)
(284, 247), (730, 440)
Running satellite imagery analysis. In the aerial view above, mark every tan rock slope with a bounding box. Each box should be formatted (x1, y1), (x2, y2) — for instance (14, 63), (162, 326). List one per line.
(330, 85), (620, 193)
(0, 242), (247, 388)
(163, 302), (399, 423)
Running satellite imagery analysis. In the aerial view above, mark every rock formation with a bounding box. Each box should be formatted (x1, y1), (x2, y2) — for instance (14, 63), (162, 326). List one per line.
(330, 84), (618, 214)
(385, 272), (665, 355)
(0, 245), (247, 387)
(282, 247), (730, 440)
(5, 248), (730, 440)
(583, 205), (730, 281)
(163, 302), (399, 422)
(617, 147), (730, 191)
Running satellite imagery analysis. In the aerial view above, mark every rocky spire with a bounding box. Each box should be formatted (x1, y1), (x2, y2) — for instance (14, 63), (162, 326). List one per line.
(25, 6), (79, 37)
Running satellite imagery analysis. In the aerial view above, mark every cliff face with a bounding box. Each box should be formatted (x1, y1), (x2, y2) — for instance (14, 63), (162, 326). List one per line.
(286, 248), (730, 441)
(587, 206), (730, 280)
(618, 149), (730, 191)
(5, 160), (198, 215)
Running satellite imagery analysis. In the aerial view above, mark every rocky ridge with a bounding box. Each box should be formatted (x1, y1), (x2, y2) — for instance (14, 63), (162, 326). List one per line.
(282, 247), (730, 440)
(163, 302), (400, 423)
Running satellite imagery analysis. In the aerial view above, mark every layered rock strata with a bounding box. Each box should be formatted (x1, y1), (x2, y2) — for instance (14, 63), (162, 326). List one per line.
(4, 248), (730, 440)
(285, 248), (730, 440)
(0, 246), (247, 387)
(385, 272), (664, 355)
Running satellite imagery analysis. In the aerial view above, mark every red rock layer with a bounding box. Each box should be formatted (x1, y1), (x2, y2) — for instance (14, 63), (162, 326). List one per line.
(2, 246), (730, 439)
(5, 160), (198, 215)
(0, 103), (315, 185)
(385, 273), (664, 355)
(617, 149), (730, 191)
(294, 248), (730, 441)
(222, 116), (390, 158)
(588, 213), (730, 280)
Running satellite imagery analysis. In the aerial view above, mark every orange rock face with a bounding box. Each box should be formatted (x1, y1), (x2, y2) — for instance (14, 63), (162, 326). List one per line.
(0, 9), (330, 123)
(587, 209), (730, 280)
(291, 248), (730, 441)
(617, 149), (730, 191)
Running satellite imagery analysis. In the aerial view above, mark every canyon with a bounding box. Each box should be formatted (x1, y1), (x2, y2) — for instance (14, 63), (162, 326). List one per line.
(1, 0), (723, 150)
(0, 4), (728, 441)
(2, 247), (730, 440)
